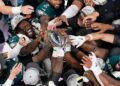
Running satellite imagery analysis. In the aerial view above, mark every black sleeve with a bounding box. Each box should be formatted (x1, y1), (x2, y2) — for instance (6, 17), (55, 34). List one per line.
(113, 35), (120, 47)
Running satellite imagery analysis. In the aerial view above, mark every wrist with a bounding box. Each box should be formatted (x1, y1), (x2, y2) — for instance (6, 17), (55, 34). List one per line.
(12, 6), (22, 14)
(9, 74), (16, 80)
(86, 34), (93, 41)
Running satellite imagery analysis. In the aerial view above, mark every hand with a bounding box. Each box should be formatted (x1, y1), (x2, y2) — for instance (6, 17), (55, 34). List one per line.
(21, 5), (34, 14)
(84, 0), (94, 6)
(82, 52), (102, 76)
(52, 47), (65, 58)
(69, 35), (86, 48)
(81, 52), (98, 70)
(9, 63), (22, 80)
(55, 15), (69, 26)
(19, 37), (26, 46)
(91, 22), (113, 33)
(83, 12), (99, 24)
(81, 56), (92, 69)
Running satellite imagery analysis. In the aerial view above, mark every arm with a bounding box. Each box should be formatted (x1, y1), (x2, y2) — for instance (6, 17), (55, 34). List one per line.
(99, 72), (120, 86)
(62, 0), (83, 19)
(83, 11), (99, 24)
(85, 33), (120, 47)
(82, 52), (120, 86)
(85, 33), (114, 44)
(53, 0), (84, 26)
(69, 33), (120, 48)
(3, 63), (22, 86)
(0, 0), (34, 15)
(20, 40), (39, 56)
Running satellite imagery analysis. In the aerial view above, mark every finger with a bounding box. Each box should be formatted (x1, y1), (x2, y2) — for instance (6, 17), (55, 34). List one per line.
(27, 5), (34, 10)
(80, 63), (84, 66)
(81, 59), (86, 64)
(15, 63), (21, 69)
(54, 17), (60, 23)
(13, 63), (18, 69)
(96, 30), (104, 34)
(82, 56), (89, 62)
(91, 25), (98, 28)
(65, 19), (69, 26)
(83, 17), (88, 24)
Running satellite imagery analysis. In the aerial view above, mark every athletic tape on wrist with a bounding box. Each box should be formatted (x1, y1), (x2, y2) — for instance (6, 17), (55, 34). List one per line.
(12, 6), (22, 14)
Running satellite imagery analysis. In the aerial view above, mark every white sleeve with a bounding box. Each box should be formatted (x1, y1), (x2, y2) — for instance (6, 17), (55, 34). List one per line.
(7, 43), (23, 59)
(3, 79), (13, 86)
(62, 5), (79, 18)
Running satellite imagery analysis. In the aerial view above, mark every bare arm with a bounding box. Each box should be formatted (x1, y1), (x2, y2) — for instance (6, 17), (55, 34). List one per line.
(72, 0), (83, 9)
(0, 0), (13, 14)
(99, 72), (120, 86)
(20, 40), (39, 56)
(85, 33), (114, 44)
(0, 0), (34, 15)
(82, 53), (120, 86)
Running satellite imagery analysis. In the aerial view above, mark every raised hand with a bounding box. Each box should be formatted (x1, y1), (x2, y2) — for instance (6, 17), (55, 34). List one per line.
(69, 35), (86, 48)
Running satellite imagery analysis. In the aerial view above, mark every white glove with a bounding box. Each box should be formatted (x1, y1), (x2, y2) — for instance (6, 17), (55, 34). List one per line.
(64, 44), (71, 53)
(89, 52), (104, 86)
(52, 47), (65, 58)
(48, 81), (56, 86)
(69, 35), (86, 48)
(89, 52), (102, 76)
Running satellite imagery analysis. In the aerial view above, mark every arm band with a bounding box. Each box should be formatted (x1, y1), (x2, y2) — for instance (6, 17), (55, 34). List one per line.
(11, 6), (22, 14)
(62, 5), (79, 18)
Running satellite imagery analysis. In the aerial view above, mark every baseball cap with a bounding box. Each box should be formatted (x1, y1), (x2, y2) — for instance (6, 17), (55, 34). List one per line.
(11, 15), (25, 30)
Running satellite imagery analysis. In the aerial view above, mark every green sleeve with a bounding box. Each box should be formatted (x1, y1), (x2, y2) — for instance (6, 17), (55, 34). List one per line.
(36, 1), (56, 18)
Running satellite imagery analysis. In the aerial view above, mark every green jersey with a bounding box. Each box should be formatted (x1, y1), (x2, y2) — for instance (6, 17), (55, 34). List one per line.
(104, 55), (120, 80)
(36, 0), (84, 18)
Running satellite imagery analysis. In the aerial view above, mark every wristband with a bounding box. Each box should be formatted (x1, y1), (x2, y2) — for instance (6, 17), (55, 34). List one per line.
(12, 6), (22, 14)
(87, 34), (93, 40)
(52, 47), (65, 58)
(62, 5), (79, 18)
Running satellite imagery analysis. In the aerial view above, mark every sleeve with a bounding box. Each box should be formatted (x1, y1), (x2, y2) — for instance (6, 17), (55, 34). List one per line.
(3, 79), (13, 86)
(7, 43), (23, 59)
